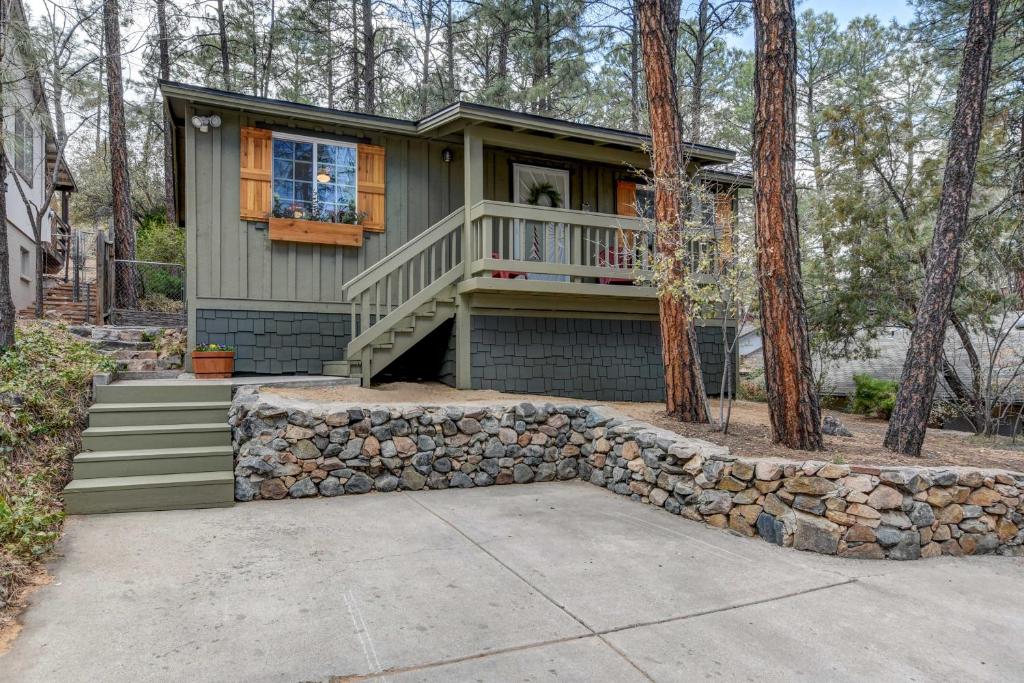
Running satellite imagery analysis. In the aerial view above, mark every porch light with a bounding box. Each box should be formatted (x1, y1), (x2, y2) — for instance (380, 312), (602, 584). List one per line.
(189, 114), (222, 133)
(317, 168), (332, 183)
(441, 147), (453, 163)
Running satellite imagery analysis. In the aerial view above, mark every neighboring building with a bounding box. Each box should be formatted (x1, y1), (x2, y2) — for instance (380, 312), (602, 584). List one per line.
(162, 81), (750, 401)
(3, 0), (76, 312)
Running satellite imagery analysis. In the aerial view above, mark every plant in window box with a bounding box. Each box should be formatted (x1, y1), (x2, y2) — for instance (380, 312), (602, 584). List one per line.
(191, 343), (235, 379)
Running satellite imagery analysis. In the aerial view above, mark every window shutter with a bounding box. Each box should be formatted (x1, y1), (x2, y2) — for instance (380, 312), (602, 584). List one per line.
(240, 127), (272, 221)
(358, 144), (386, 232)
(616, 180), (638, 217)
(715, 192), (734, 261)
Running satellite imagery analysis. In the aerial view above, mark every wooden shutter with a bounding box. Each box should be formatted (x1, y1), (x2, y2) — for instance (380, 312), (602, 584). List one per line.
(240, 127), (272, 221)
(615, 180), (638, 253)
(358, 144), (386, 232)
(715, 192), (734, 261)
(616, 180), (638, 217)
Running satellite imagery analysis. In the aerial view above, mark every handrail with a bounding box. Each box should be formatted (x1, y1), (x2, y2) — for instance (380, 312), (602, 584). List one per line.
(346, 209), (464, 360)
(343, 207), (465, 297)
(470, 200), (647, 232)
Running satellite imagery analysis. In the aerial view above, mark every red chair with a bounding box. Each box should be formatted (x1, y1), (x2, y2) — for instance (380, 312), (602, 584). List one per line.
(490, 251), (527, 280)
(598, 245), (635, 285)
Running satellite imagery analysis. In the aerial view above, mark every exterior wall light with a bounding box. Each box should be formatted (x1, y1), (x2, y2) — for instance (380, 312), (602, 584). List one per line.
(441, 147), (453, 163)
(190, 114), (223, 133)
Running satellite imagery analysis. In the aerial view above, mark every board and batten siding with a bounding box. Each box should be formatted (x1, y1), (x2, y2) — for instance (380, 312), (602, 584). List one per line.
(186, 107), (465, 309)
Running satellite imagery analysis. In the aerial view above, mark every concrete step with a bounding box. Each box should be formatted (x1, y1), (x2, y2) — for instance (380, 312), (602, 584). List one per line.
(88, 401), (230, 427)
(73, 445), (234, 479)
(96, 382), (231, 404)
(82, 423), (231, 451)
(63, 471), (235, 514)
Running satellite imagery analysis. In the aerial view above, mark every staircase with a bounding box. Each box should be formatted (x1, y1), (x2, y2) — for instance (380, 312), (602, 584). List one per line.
(63, 381), (235, 514)
(18, 280), (93, 324)
(70, 325), (185, 377)
(324, 209), (464, 384)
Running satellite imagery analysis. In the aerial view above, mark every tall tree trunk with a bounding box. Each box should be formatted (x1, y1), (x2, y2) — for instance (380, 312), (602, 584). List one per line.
(104, 0), (137, 307)
(361, 0), (375, 113)
(752, 0), (822, 450)
(636, 0), (710, 424)
(444, 0), (455, 102)
(688, 0), (708, 142)
(217, 0), (231, 89)
(156, 0), (176, 224)
(419, 0), (432, 115)
(884, 0), (998, 456)
(495, 18), (509, 108)
(0, 1), (14, 351)
(629, 8), (640, 131)
(350, 0), (360, 110)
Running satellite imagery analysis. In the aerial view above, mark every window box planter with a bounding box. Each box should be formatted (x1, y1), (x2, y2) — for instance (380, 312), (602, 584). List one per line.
(192, 350), (235, 379)
(268, 217), (364, 247)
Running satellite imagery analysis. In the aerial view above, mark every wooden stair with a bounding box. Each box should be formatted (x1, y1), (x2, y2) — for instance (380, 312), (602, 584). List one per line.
(63, 381), (235, 514)
(323, 209), (465, 385)
(18, 280), (93, 324)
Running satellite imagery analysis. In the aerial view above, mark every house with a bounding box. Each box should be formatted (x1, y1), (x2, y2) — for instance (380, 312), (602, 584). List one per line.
(3, 0), (77, 313)
(161, 81), (750, 402)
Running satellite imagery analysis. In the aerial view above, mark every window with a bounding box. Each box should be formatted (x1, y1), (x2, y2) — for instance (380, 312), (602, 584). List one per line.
(634, 186), (655, 219)
(271, 134), (359, 224)
(20, 247), (31, 279)
(12, 111), (34, 186)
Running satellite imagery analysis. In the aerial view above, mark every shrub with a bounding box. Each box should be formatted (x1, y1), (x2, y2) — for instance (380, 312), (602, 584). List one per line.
(737, 369), (767, 402)
(851, 374), (898, 420)
(1, 323), (114, 613)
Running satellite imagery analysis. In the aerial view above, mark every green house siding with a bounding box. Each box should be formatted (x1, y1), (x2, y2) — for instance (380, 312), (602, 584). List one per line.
(187, 108), (467, 308)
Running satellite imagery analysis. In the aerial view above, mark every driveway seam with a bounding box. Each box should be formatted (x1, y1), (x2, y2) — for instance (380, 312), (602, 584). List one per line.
(327, 576), (858, 682)
(402, 492), (657, 681)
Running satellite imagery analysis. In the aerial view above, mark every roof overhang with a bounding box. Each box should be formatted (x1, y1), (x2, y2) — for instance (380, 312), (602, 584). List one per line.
(161, 81), (739, 167)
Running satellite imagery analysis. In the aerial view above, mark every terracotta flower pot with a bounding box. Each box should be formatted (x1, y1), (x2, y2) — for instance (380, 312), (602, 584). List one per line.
(192, 351), (235, 379)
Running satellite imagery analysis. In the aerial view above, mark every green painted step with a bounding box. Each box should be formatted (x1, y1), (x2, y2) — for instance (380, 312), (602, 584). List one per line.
(73, 445), (235, 479)
(88, 401), (230, 427)
(82, 423), (230, 451)
(95, 382), (231, 405)
(63, 471), (235, 514)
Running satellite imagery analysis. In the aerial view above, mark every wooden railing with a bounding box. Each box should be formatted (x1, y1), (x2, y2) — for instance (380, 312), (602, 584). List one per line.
(468, 200), (654, 283)
(342, 208), (464, 356)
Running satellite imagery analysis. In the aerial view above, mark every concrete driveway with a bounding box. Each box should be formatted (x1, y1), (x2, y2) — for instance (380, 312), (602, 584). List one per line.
(3, 481), (1022, 682)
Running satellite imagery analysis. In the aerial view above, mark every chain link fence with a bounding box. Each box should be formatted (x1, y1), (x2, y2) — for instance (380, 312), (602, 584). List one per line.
(112, 259), (186, 326)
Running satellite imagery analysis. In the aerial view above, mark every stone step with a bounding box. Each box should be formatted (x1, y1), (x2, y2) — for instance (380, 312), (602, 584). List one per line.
(63, 471), (235, 514)
(88, 401), (230, 427)
(72, 445), (234, 479)
(82, 422), (231, 451)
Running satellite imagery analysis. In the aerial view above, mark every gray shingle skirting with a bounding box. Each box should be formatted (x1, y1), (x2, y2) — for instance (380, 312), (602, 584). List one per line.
(469, 315), (735, 402)
(195, 309), (350, 375)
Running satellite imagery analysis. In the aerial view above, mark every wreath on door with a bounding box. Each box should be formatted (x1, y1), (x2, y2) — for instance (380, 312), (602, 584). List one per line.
(525, 181), (563, 208)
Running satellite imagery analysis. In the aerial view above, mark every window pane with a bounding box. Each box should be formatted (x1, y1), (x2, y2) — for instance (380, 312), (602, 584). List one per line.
(294, 182), (312, 203)
(294, 161), (312, 182)
(273, 159), (295, 180)
(317, 144), (338, 166)
(273, 179), (293, 201)
(273, 139), (294, 159)
(294, 142), (313, 162)
(336, 146), (356, 168)
(334, 170), (356, 188)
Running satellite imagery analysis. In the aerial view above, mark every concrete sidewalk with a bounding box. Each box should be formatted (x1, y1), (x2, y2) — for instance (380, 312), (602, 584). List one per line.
(2, 482), (1021, 682)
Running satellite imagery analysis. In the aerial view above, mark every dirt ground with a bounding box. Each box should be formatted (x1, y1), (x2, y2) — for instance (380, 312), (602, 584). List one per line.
(269, 382), (1024, 473)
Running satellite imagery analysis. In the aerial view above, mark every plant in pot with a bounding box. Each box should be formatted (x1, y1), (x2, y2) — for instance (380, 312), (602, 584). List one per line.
(192, 343), (235, 379)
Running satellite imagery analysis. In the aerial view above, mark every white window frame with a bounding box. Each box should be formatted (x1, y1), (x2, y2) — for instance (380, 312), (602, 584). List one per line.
(19, 246), (31, 281)
(271, 131), (358, 220)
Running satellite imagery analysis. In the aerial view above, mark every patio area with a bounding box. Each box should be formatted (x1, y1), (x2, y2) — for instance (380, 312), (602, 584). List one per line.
(3, 482), (1022, 681)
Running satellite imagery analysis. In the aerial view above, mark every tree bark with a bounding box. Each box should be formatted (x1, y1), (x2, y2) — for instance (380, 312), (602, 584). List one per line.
(884, 0), (998, 456)
(629, 8), (640, 131)
(156, 0), (176, 224)
(350, 0), (360, 110)
(0, 0), (14, 351)
(217, 0), (230, 89)
(752, 0), (822, 450)
(361, 0), (376, 113)
(104, 0), (137, 307)
(637, 0), (711, 424)
(688, 0), (708, 142)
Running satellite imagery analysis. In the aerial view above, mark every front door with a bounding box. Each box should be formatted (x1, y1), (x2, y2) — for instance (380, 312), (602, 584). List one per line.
(512, 164), (570, 281)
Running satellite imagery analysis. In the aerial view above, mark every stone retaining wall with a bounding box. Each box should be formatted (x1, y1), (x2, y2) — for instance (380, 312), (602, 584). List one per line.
(230, 390), (1024, 560)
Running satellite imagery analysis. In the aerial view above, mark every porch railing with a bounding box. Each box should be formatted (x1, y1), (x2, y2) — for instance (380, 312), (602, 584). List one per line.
(342, 208), (464, 356)
(468, 200), (654, 283)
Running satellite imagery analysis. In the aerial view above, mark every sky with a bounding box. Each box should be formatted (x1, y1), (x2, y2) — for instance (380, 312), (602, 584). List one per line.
(728, 0), (919, 49)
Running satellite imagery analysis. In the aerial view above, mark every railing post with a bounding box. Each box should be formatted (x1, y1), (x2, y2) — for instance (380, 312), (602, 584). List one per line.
(571, 223), (583, 283)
